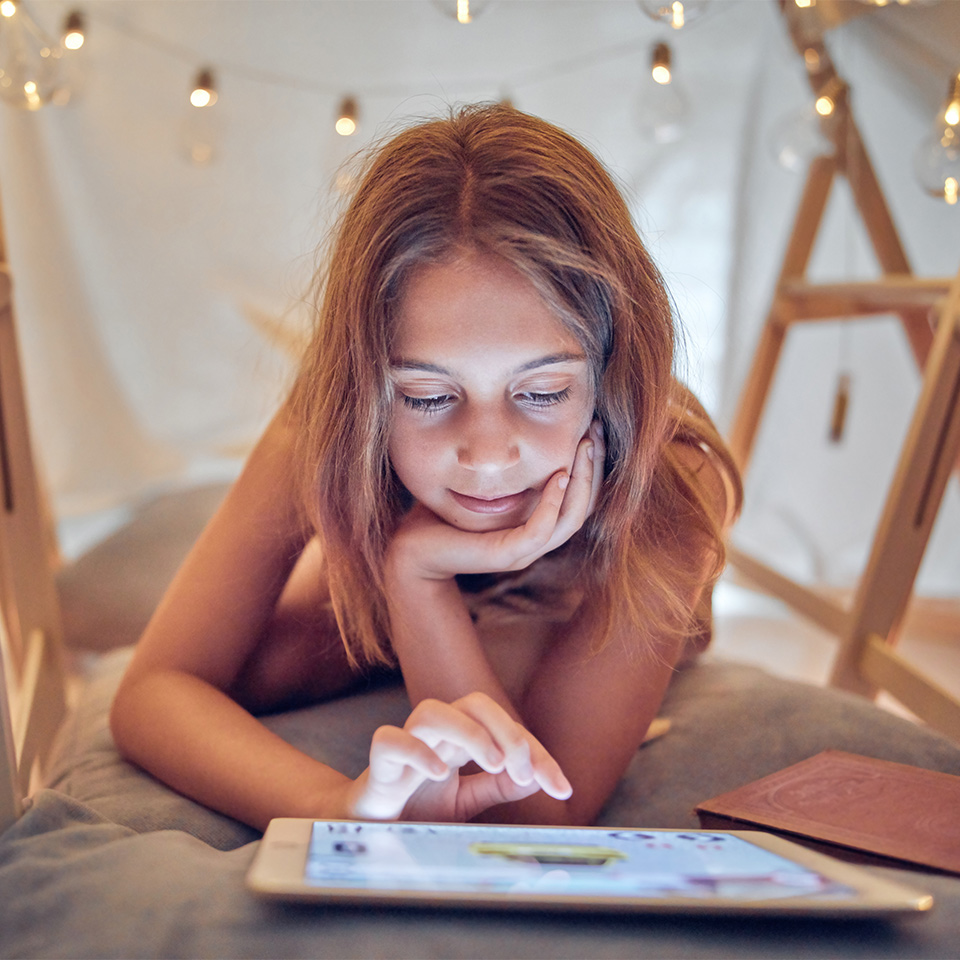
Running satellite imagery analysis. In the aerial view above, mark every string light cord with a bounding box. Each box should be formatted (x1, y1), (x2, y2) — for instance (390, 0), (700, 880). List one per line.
(91, 7), (660, 102)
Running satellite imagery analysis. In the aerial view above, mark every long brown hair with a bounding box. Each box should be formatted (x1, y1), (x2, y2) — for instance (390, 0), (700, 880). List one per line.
(292, 102), (741, 666)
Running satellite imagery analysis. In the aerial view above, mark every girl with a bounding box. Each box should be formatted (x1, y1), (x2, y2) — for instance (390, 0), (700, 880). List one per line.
(110, 103), (740, 831)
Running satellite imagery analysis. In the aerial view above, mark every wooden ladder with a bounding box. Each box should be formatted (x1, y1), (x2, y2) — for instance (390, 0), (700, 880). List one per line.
(0, 187), (68, 834)
(727, 1), (960, 741)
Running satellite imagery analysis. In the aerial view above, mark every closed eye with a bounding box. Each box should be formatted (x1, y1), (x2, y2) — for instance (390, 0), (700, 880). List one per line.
(516, 388), (571, 408)
(401, 394), (454, 414)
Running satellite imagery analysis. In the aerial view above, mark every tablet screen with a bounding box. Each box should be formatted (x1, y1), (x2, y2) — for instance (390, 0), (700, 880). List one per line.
(304, 822), (855, 903)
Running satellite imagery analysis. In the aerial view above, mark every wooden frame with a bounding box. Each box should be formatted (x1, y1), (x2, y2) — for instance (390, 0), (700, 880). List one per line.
(0, 191), (68, 835)
(726, 1), (960, 740)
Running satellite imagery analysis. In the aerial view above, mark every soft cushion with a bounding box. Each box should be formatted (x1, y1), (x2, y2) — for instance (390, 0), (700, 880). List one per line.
(46, 647), (960, 850)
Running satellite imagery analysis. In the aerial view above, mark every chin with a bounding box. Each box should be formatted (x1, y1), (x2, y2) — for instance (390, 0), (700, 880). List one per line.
(448, 513), (522, 534)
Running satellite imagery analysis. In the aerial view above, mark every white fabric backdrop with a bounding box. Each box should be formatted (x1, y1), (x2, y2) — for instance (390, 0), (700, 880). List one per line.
(0, 0), (957, 596)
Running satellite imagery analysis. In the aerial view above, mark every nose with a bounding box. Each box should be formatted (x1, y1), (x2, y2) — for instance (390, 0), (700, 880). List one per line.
(456, 407), (521, 475)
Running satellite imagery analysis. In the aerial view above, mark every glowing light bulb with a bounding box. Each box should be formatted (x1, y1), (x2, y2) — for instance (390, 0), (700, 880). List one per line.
(815, 95), (834, 117)
(23, 79), (40, 109)
(637, 41), (687, 143)
(0, 2), (16, 18)
(803, 47), (821, 73)
(336, 96), (358, 136)
(946, 177), (958, 205)
(637, 0), (709, 29)
(62, 10), (84, 49)
(652, 65), (671, 84)
(651, 42), (671, 85)
(457, 0), (471, 23)
(945, 100), (960, 127)
(189, 68), (217, 107)
(795, 0), (815, 8)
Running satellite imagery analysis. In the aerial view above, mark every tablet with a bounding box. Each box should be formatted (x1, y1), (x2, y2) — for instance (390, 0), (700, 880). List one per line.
(246, 819), (934, 917)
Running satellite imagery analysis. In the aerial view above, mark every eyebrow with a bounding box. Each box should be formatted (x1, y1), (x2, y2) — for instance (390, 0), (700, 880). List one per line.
(390, 352), (586, 376)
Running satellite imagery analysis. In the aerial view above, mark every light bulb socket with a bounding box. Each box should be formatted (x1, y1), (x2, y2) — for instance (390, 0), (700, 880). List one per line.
(652, 42), (671, 72)
(948, 72), (960, 104)
(191, 68), (217, 107)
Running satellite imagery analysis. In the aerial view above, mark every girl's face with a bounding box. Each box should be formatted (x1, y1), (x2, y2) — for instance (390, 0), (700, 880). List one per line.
(388, 252), (596, 532)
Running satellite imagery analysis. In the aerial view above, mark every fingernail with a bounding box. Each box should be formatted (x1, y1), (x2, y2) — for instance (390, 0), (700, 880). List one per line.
(557, 473), (569, 491)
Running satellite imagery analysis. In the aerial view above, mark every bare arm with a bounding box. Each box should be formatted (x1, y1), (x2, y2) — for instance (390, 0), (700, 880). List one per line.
(111, 410), (568, 829)
(109, 410), (358, 829)
(384, 430), (731, 825)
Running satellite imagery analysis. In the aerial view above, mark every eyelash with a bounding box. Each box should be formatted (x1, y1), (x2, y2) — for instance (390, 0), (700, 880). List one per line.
(400, 388), (571, 415)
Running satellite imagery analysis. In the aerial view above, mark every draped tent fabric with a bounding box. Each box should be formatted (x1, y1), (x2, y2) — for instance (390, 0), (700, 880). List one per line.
(0, 0), (958, 595)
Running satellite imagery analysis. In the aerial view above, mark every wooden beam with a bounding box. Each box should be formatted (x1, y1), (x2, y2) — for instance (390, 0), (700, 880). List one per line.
(726, 546), (850, 637)
(831, 290), (960, 693)
(14, 629), (65, 795)
(779, 278), (950, 321)
(860, 635), (960, 741)
(0, 623), (23, 835)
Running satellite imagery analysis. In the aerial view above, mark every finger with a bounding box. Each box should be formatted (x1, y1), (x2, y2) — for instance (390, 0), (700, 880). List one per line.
(455, 770), (543, 819)
(404, 699), (507, 773)
(586, 419), (605, 518)
(526, 737), (574, 800)
(485, 470), (568, 570)
(514, 469), (568, 548)
(541, 435), (594, 550)
(369, 725), (450, 784)
(453, 693), (539, 787)
(456, 694), (573, 800)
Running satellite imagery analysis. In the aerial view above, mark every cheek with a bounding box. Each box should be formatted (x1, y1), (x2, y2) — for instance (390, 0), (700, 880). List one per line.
(387, 417), (441, 486)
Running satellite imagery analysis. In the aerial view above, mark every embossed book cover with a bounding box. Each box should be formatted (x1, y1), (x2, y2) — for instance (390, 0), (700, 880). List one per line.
(695, 750), (960, 874)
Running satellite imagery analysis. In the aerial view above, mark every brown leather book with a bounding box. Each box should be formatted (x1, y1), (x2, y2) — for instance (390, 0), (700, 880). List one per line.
(695, 750), (960, 875)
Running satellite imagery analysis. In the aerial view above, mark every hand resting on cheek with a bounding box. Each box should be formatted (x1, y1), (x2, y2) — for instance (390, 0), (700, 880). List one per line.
(387, 420), (605, 582)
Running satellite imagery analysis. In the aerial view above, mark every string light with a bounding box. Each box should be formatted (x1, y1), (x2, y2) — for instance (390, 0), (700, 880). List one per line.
(0, 0), (65, 109)
(335, 96), (358, 136)
(189, 68), (217, 107)
(913, 71), (960, 204)
(794, 0), (815, 8)
(637, 41), (687, 143)
(651, 42), (671, 85)
(62, 11), (85, 50)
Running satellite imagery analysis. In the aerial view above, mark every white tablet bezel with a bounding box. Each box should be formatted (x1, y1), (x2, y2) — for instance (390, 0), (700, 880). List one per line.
(246, 818), (934, 918)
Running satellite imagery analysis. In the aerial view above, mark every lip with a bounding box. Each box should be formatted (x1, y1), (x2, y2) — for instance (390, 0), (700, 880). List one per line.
(450, 490), (529, 515)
